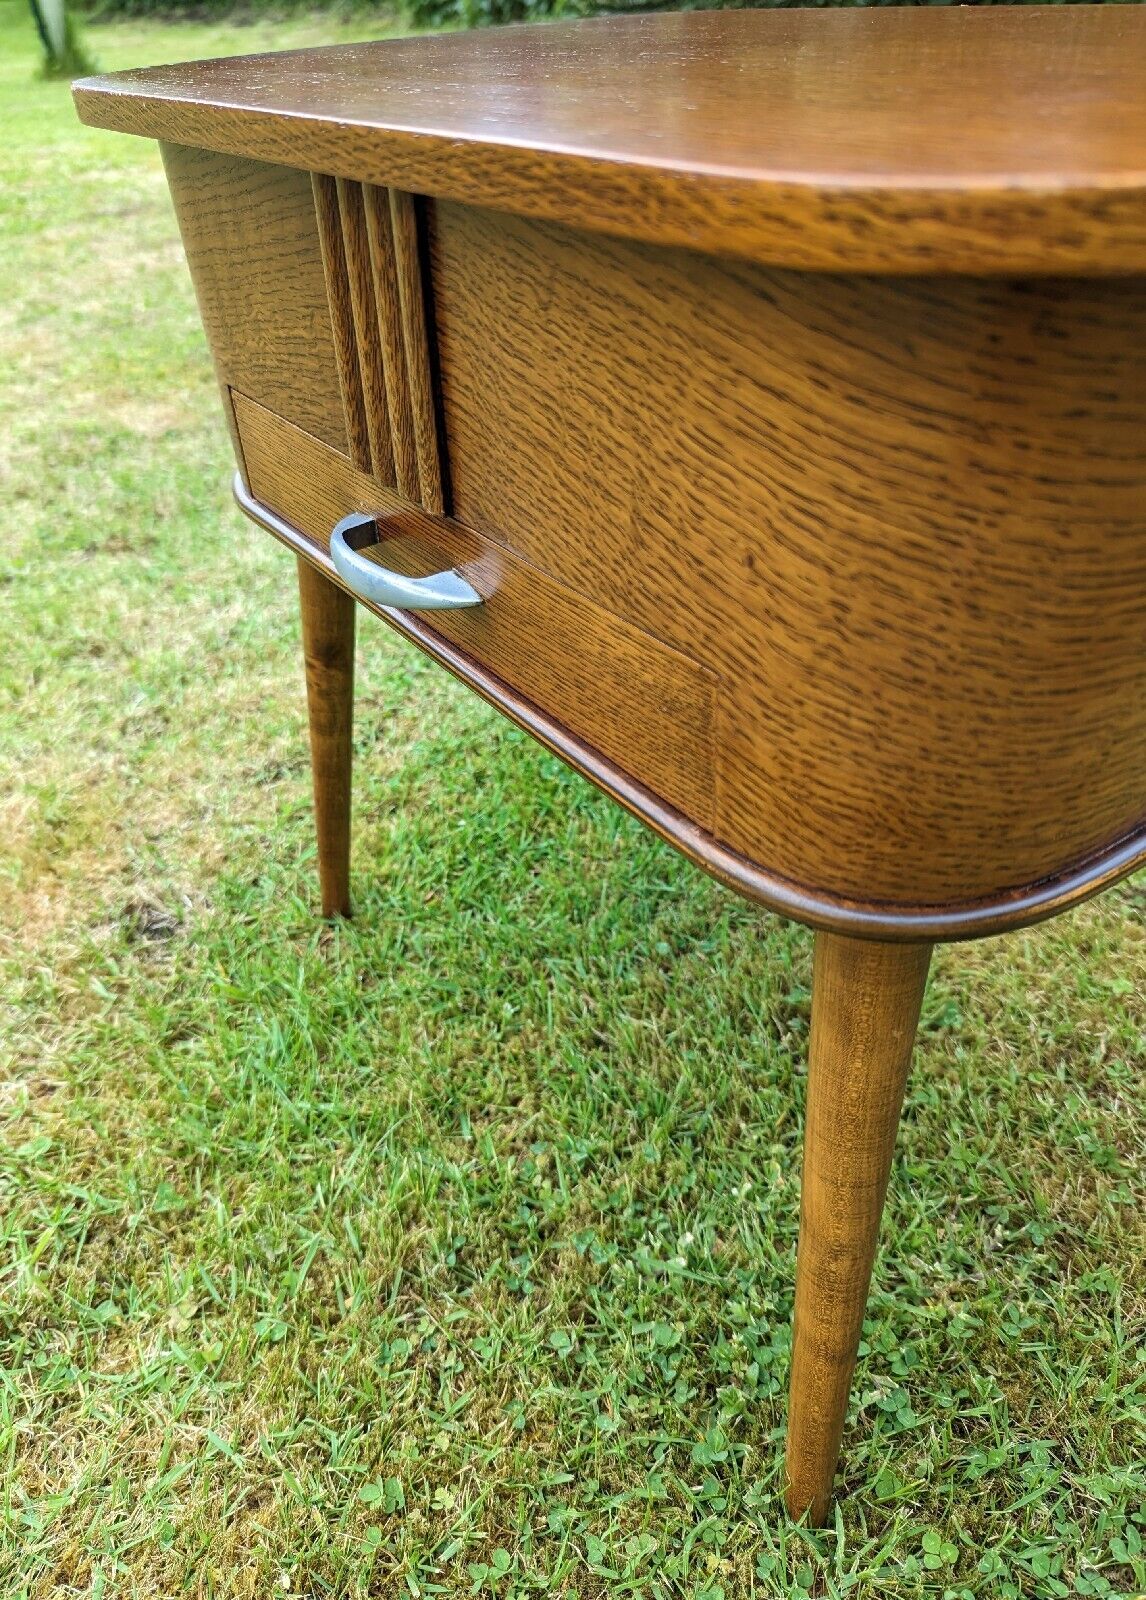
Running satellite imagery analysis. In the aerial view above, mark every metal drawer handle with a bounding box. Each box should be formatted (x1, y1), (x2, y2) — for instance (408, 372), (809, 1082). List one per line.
(329, 512), (482, 611)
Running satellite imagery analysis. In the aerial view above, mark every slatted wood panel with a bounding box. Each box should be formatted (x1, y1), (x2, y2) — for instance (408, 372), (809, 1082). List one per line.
(335, 176), (395, 484)
(312, 174), (445, 512)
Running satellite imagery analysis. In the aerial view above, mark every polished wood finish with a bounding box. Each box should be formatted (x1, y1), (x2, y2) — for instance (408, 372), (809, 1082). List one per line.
(297, 555), (355, 918)
(786, 934), (931, 1524)
(78, 8), (1146, 277)
(334, 175), (397, 484)
(150, 49), (1146, 940)
(162, 150), (1146, 936)
(74, 8), (1146, 1529)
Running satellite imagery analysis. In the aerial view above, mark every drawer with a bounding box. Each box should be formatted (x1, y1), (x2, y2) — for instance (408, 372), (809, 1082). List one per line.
(171, 151), (719, 839)
(233, 392), (718, 832)
(155, 137), (1146, 933)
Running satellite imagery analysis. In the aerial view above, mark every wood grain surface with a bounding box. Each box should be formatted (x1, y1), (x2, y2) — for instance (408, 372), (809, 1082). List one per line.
(161, 144), (345, 453)
(234, 391), (717, 829)
(81, 8), (1146, 276)
(429, 202), (1146, 921)
(786, 933), (932, 1525)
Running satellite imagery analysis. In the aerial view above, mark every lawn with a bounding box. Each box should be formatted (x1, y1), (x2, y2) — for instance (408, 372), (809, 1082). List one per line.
(1, 3), (1145, 1595)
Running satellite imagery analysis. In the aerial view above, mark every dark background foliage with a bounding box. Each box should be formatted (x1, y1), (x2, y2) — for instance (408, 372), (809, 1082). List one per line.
(72, 0), (1120, 40)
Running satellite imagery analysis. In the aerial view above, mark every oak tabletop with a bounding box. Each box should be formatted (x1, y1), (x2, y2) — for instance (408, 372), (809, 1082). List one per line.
(74, 6), (1146, 273)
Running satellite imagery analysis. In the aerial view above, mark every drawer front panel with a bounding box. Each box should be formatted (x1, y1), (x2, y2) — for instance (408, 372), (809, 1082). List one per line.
(233, 392), (718, 831)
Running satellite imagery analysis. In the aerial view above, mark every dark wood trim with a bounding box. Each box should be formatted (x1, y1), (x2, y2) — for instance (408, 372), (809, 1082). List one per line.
(234, 471), (1146, 943)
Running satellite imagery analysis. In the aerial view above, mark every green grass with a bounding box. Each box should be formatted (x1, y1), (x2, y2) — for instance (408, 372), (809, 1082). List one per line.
(1, 3), (1145, 1594)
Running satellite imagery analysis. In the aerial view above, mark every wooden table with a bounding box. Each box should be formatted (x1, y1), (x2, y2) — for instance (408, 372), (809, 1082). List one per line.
(74, 5), (1146, 1525)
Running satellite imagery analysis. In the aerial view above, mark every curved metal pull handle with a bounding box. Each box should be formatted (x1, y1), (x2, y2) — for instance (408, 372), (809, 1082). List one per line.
(329, 512), (482, 611)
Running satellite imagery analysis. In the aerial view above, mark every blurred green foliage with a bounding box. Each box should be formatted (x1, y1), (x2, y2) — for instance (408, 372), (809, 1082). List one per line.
(72, 0), (1113, 32)
(404, 0), (1116, 33)
(28, 0), (94, 71)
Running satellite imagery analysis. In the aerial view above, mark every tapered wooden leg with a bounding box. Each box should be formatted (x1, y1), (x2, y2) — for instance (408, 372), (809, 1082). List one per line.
(298, 557), (355, 918)
(785, 931), (932, 1524)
